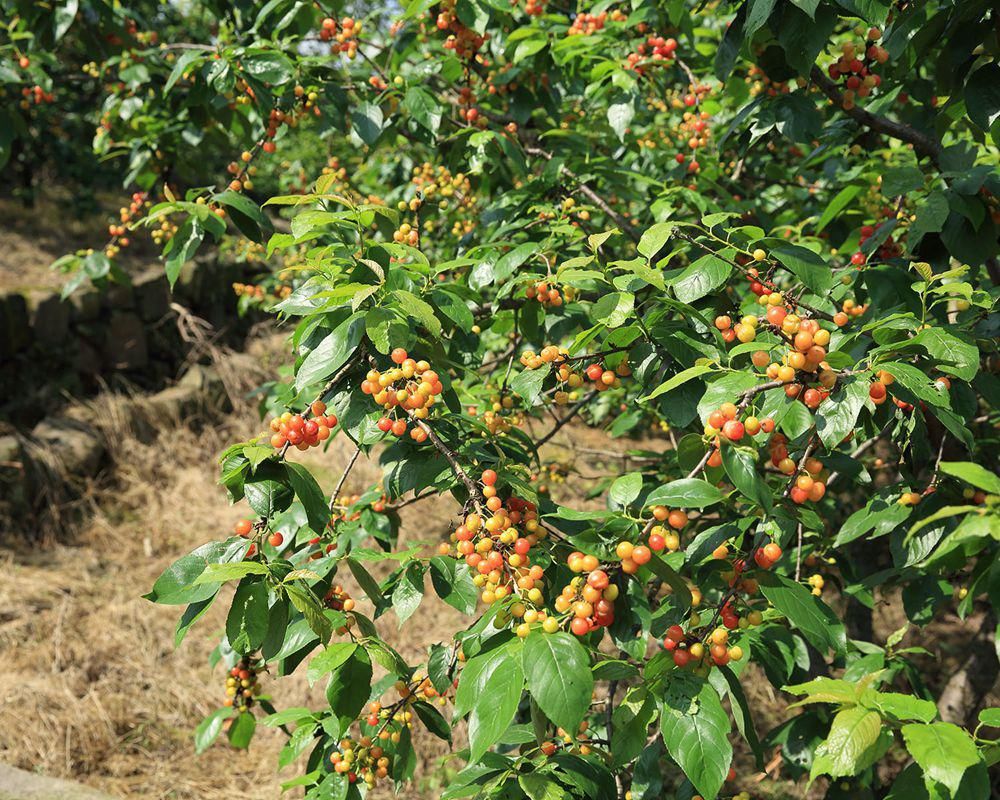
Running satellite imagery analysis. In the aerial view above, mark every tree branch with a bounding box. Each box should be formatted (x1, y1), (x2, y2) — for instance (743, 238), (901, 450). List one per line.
(810, 67), (942, 168)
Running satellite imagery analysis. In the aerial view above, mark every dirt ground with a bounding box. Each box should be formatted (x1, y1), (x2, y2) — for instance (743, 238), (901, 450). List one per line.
(0, 332), (994, 799)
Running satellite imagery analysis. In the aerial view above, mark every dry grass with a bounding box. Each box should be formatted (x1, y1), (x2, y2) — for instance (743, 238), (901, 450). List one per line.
(1, 338), (992, 799)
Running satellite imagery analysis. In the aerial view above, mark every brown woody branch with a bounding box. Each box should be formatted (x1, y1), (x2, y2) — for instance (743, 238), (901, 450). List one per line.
(810, 67), (943, 168)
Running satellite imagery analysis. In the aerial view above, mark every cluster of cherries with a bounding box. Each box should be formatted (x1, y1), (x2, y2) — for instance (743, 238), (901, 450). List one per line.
(663, 623), (744, 669)
(854, 220), (903, 264)
(223, 659), (262, 712)
(234, 517), (285, 548)
(827, 27), (888, 110)
(435, 0), (490, 59)
(471, 392), (524, 435)
(103, 191), (148, 255)
(555, 556), (619, 636)
(362, 349), (444, 442)
(18, 82), (55, 109)
(329, 735), (391, 787)
(671, 110), (713, 174)
(705, 402), (776, 443)
(625, 33), (678, 72)
(714, 312), (760, 344)
(567, 10), (625, 36)
(319, 15), (361, 58)
(869, 368), (933, 414)
(833, 298), (868, 326)
(540, 719), (595, 757)
(647, 505), (689, 552)
(269, 400), (338, 451)
(525, 279), (574, 307)
(449, 470), (548, 611)
(392, 221), (420, 246)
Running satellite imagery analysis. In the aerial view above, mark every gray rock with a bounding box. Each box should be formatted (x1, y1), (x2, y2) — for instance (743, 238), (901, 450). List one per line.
(0, 293), (30, 359)
(134, 269), (170, 321)
(103, 312), (148, 370)
(30, 293), (71, 346)
(69, 289), (102, 322)
(29, 417), (105, 477)
(104, 281), (134, 310)
(0, 763), (117, 800)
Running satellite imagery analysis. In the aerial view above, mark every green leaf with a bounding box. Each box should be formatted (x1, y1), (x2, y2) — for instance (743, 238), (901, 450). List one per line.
(429, 556), (479, 615)
(227, 709), (256, 749)
(610, 472), (643, 507)
(295, 314), (364, 391)
(811, 706), (886, 780)
(835, 490), (912, 546)
(965, 64), (1000, 134)
(226, 579), (270, 652)
(592, 291), (635, 328)
(772, 243), (833, 293)
(669, 254), (732, 303)
(641, 364), (713, 402)
(638, 222), (676, 258)
(518, 773), (565, 800)
(193, 560), (269, 585)
(286, 584), (333, 644)
(391, 289), (443, 336)
(213, 191), (272, 242)
(645, 479), (724, 509)
(522, 632), (594, 733)
(722, 444), (771, 511)
(869, 692), (937, 723)
(902, 722), (981, 795)
(660, 674), (732, 800)
(608, 101), (634, 142)
(611, 688), (659, 767)
(455, 639), (524, 761)
(718, 666), (764, 769)
(815, 377), (869, 449)
(758, 572), (847, 656)
(403, 86), (442, 133)
(882, 166), (924, 196)
(909, 327), (980, 381)
(745, 0), (777, 38)
(164, 218), (204, 289)
(307, 642), (357, 685)
(242, 51), (294, 84)
(785, 677), (860, 705)
(815, 185), (861, 233)
(510, 367), (548, 406)
(352, 102), (384, 145)
(938, 462), (1000, 495)
(165, 50), (203, 94)
(195, 707), (233, 754)
(146, 539), (245, 604)
(285, 462), (331, 534)
(392, 562), (425, 625)
(326, 648), (373, 725)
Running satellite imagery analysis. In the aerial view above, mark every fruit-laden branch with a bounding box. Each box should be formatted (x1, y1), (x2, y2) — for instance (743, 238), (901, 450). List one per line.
(404, 411), (484, 505)
(524, 146), (641, 243)
(330, 444), (362, 511)
(809, 67), (943, 168)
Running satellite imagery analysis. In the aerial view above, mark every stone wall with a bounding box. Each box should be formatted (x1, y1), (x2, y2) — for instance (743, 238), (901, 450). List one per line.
(0, 256), (253, 426)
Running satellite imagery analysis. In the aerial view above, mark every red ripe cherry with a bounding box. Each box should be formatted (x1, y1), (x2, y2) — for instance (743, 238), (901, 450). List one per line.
(722, 420), (745, 441)
(304, 420), (319, 437)
(802, 389), (823, 409)
(481, 468), (498, 486)
(514, 538), (531, 555)
(391, 347), (408, 364)
(869, 381), (886, 400)
(763, 543), (782, 562)
(311, 400), (327, 417)
(631, 545), (651, 565)
(586, 363), (604, 381)
(648, 533), (666, 551)
(587, 569), (609, 590)
(666, 624), (685, 642)
(766, 306), (787, 326)
(234, 519), (253, 537)
(790, 486), (809, 504)
(663, 637), (677, 651)
(672, 649), (691, 667)
(391, 419), (407, 436)
(268, 532), (284, 547)
(377, 417), (393, 432)
(851, 252), (866, 265)
(570, 617), (590, 636)
(708, 411), (725, 430)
